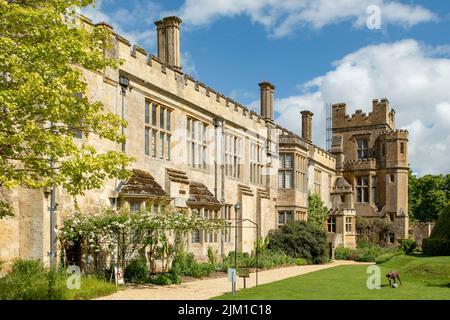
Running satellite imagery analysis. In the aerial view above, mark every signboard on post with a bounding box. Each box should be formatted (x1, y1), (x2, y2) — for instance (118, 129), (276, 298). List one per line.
(114, 266), (125, 285)
(228, 268), (237, 294)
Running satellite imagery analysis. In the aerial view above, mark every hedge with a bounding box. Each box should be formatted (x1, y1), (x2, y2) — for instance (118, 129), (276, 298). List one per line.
(422, 238), (450, 256)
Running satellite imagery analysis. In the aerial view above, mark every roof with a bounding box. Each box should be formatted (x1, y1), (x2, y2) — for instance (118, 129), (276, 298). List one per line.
(119, 169), (167, 198)
(187, 182), (220, 207)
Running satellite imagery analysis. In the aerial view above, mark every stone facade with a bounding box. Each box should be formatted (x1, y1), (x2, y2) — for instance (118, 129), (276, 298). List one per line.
(1, 15), (412, 266)
(331, 99), (409, 243)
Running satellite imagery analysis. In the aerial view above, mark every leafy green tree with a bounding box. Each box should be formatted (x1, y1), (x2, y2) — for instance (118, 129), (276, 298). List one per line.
(0, 0), (133, 216)
(307, 193), (329, 228)
(409, 173), (449, 222)
(267, 220), (329, 264)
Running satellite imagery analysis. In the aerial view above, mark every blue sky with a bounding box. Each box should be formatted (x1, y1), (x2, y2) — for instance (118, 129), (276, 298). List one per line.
(82, 0), (450, 176)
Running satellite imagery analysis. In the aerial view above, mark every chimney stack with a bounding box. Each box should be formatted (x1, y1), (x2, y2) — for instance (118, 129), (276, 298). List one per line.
(155, 16), (182, 70)
(258, 81), (275, 120)
(301, 110), (313, 142)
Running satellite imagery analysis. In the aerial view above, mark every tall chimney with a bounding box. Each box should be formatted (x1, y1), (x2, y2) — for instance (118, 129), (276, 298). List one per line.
(301, 110), (313, 142)
(155, 16), (182, 70)
(258, 81), (275, 120)
(155, 20), (166, 63)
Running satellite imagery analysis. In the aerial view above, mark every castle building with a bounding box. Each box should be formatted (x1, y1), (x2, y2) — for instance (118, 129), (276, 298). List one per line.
(330, 100), (409, 244)
(0, 16), (408, 266)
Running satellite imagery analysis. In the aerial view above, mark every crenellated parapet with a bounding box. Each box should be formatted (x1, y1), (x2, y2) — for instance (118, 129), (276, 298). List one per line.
(80, 15), (272, 133)
(381, 129), (409, 141)
(332, 98), (396, 131)
(344, 158), (377, 171)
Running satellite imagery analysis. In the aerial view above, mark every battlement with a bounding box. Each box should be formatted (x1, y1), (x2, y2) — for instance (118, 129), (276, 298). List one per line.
(381, 129), (409, 141)
(344, 158), (377, 171)
(79, 16), (271, 132)
(332, 98), (396, 130)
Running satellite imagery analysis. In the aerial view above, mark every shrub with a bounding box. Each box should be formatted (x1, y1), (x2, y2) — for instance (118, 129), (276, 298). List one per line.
(267, 220), (329, 264)
(335, 245), (401, 263)
(334, 246), (358, 260)
(207, 246), (216, 265)
(124, 259), (148, 283)
(423, 238), (450, 256)
(355, 246), (382, 262)
(171, 251), (214, 278)
(423, 203), (450, 256)
(0, 259), (64, 300)
(189, 263), (215, 278)
(400, 239), (417, 255)
(149, 273), (172, 285)
(295, 258), (307, 266)
(218, 250), (296, 271)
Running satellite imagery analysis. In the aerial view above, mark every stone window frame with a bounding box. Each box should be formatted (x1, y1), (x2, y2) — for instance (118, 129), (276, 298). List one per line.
(225, 133), (242, 179)
(250, 141), (264, 185)
(371, 175), (377, 204)
(356, 138), (369, 160)
(202, 208), (219, 244)
(327, 217), (336, 233)
(278, 210), (293, 228)
(278, 153), (294, 189)
(145, 100), (172, 160)
(345, 217), (353, 233)
(295, 154), (307, 192)
(355, 175), (369, 203)
(191, 209), (201, 244)
(186, 117), (208, 170)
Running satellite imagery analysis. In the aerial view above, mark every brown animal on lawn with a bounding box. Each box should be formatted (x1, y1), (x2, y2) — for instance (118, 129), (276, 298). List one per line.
(386, 271), (402, 286)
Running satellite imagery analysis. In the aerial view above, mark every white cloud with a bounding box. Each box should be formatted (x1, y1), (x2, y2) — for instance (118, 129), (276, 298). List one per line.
(270, 39), (450, 176)
(81, 0), (160, 49)
(172, 0), (436, 38)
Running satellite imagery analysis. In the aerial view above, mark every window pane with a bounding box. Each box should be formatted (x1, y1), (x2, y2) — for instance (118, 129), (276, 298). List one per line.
(145, 102), (149, 124)
(145, 128), (149, 155)
(278, 172), (284, 188)
(278, 213), (285, 224)
(160, 107), (164, 129)
(363, 187), (369, 203)
(203, 125), (206, 144)
(362, 176), (368, 186)
(166, 110), (171, 131)
(285, 154), (293, 169)
(286, 212), (293, 223)
(166, 134), (171, 160)
(152, 104), (157, 126)
(151, 129), (157, 157)
(202, 146), (206, 169)
(356, 188), (362, 202)
(159, 132), (164, 159)
(285, 171), (293, 188)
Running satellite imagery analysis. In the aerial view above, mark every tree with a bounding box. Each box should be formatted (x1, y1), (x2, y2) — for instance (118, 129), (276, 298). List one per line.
(0, 0), (133, 216)
(307, 193), (329, 228)
(409, 173), (448, 222)
(267, 220), (329, 264)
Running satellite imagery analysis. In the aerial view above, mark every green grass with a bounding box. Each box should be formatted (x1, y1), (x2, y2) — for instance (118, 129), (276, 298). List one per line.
(61, 276), (119, 300)
(212, 255), (450, 300)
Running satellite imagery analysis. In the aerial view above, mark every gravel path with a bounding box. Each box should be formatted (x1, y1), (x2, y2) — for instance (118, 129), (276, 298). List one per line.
(95, 260), (372, 300)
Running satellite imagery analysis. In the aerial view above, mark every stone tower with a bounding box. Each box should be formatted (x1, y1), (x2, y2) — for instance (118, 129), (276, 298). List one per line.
(331, 98), (409, 243)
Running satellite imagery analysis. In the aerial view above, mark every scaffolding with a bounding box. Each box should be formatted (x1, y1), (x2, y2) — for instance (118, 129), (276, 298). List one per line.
(326, 103), (332, 151)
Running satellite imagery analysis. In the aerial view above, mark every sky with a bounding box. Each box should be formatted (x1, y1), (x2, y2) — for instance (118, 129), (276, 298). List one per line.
(82, 0), (450, 177)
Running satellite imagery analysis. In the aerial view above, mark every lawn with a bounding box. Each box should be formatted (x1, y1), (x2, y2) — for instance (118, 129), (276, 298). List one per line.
(61, 276), (119, 300)
(212, 255), (450, 300)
